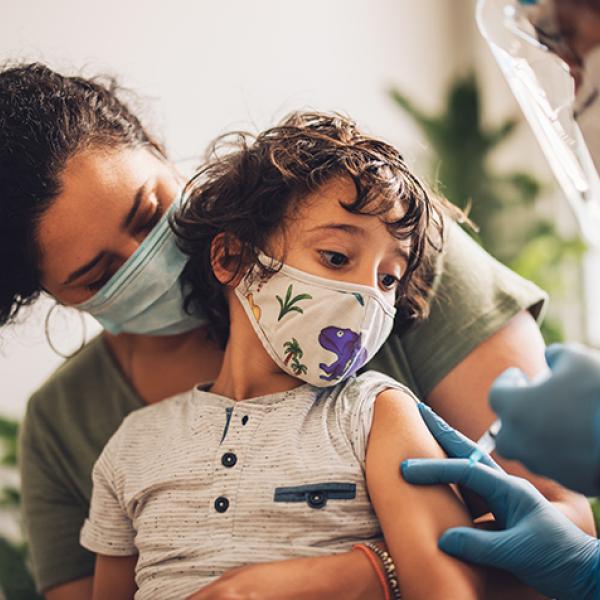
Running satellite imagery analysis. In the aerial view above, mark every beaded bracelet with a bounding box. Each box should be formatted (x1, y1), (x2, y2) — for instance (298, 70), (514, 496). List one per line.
(364, 542), (401, 600)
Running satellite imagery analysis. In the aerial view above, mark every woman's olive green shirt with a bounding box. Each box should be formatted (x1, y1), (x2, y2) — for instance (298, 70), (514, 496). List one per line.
(19, 224), (547, 593)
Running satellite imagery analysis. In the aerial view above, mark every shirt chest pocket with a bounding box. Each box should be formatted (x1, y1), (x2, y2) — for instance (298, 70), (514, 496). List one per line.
(273, 482), (356, 509)
(232, 475), (375, 550)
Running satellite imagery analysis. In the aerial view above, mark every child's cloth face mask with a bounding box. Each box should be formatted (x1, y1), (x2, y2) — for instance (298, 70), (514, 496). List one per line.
(235, 254), (397, 387)
(75, 193), (207, 336)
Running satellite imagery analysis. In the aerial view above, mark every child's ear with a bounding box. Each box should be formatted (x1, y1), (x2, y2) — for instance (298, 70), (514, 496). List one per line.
(210, 233), (245, 286)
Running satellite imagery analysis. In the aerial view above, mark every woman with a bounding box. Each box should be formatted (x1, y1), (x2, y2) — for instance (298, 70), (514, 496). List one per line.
(1, 63), (592, 600)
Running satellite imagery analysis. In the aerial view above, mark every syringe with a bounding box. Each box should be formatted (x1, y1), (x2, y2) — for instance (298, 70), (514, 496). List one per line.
(469, 419), (502, 465)
(468, 366), (551, 465)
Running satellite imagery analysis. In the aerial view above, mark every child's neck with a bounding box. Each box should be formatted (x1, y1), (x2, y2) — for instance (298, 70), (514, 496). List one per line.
(209, 293), (303, 401)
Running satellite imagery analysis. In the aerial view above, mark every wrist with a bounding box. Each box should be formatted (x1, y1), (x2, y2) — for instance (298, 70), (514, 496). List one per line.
(591, 541), (600, 600)
(326, 550), (384, 600)
(574, 537), (600, 600)
(352, 542), (401, 600)
(347, 546), (387, 600)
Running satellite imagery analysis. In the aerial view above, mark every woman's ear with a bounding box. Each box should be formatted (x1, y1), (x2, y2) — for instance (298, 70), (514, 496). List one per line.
(210, 233), (245, 286)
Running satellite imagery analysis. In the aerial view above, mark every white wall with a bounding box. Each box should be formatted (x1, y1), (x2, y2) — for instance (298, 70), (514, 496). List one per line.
(0, 0), (556, 419)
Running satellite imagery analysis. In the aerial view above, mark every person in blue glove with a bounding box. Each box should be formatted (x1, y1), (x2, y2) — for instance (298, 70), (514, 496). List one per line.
(403, 2), (600, 595)
(401, 402), (600, 600)
(491, 344), (600, 496)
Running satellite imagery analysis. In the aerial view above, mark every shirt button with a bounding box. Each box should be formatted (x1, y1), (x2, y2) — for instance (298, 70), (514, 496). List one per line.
(214, 496), (229, 513)
(221, 452), (237, 468)
(307, 491), (327, 509)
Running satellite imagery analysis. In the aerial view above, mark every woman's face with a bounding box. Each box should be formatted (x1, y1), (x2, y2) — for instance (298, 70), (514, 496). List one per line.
(37, 145), (181, 306)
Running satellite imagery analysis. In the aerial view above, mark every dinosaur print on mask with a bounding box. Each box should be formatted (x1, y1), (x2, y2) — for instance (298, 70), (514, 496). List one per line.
(318, 326), (367, 381)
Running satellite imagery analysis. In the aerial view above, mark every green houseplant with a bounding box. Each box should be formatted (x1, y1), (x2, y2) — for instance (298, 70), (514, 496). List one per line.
(390, 73), (585, 343)
(0, 415), (41, 599)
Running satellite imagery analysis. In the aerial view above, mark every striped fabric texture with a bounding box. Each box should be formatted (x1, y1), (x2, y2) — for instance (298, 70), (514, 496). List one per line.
(80, 371), (415, 599)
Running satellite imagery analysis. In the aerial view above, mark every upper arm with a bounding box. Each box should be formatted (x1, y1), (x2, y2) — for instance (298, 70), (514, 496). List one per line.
(45, 577), (93, 600)
(365, 389), (484, 600)
(428, 310), (595, 534)
(426, 310), (546, 440)
(91, 555), (137, 600)
(20, 411), (96, 593)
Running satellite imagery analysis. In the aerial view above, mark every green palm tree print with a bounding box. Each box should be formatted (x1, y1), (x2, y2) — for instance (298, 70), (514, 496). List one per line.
(283, 338), (308, 375)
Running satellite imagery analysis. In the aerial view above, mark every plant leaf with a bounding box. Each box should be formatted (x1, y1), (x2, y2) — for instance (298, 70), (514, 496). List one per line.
(291, 293), (312, 305)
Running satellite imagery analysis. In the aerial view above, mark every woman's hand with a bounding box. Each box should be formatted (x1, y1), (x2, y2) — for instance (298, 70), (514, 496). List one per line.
(184, 550), (384, 600)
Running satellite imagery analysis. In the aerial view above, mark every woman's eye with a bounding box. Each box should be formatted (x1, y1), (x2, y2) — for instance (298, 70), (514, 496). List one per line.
(319, 250), (348, 268)
(85, 273), (112, 292)
(136, 202), (163, 235)
(379, 273), (399, 291)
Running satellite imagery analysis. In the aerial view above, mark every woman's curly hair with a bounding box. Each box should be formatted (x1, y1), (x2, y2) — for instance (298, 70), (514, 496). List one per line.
(0, 62), (164, 326)
(174, 111), (464, 347)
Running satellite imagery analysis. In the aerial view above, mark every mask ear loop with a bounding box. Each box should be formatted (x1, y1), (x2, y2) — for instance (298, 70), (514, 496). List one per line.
(44, 302), (88, 359)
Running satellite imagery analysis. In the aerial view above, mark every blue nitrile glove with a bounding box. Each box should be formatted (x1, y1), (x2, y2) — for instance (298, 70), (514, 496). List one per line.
(491, 343), (600, 496)
(401, 402), (600, 600)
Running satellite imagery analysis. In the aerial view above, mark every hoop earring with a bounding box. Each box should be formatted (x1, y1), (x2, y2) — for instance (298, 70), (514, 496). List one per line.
(44, 302), (88, 359)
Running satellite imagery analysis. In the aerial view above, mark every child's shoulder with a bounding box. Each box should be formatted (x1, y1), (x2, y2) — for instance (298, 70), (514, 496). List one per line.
(326, 371), (419, 463)
(337, 370), (419, 407)
(110, 387), (195, 444)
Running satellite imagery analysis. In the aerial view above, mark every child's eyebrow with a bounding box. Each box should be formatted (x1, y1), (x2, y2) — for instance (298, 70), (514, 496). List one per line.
(305, 223), (366, 237)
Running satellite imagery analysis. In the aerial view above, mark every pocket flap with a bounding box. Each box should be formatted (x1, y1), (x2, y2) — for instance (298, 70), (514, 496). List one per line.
(274, 482), (356, 509)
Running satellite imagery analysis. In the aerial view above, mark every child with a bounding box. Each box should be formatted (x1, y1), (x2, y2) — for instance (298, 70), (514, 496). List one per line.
(80, 112), (484, 599)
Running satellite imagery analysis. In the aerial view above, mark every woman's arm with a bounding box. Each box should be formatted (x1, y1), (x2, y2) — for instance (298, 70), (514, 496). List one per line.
(91, 555), (137, 600)
(45, 577), (93, 600)
(365, 388), (485, 600)
(428, 310), (595, 535)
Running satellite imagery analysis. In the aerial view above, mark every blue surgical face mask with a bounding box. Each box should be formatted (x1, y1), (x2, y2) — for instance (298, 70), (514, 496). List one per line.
(75, 192), (207, 336)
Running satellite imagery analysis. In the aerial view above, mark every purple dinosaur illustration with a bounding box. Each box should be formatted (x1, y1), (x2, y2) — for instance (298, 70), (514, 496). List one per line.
(318, 326), (367, 381)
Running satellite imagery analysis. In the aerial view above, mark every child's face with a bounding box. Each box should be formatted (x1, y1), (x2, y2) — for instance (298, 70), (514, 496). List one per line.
(267, 176), (410, 306)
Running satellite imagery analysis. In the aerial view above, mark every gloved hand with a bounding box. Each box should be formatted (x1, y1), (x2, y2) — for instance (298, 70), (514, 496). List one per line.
(401, 402), (600, 600)
(491, 343), (600, 495)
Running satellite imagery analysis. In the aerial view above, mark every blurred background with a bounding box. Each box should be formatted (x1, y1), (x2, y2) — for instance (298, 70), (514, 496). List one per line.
(0, 0), (597, 595)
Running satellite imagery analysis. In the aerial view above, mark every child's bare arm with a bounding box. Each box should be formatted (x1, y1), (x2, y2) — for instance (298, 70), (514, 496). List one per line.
(365, 389), (485, 600)
(92, 554), (137, 600)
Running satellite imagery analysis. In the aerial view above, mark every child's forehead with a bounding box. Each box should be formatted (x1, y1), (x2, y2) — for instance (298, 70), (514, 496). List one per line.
(296, 176), (405, 224)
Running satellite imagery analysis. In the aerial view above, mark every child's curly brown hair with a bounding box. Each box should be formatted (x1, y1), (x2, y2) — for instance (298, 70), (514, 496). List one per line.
(173, 111), (464, 347)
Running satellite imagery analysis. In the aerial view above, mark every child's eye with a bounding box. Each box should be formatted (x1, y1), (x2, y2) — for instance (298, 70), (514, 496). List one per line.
(319, 250), (349, 268)
(378, 273), (399, 291)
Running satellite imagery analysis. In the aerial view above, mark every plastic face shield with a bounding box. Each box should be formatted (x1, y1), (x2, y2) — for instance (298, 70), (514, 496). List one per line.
(477, 0), (600, 245)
